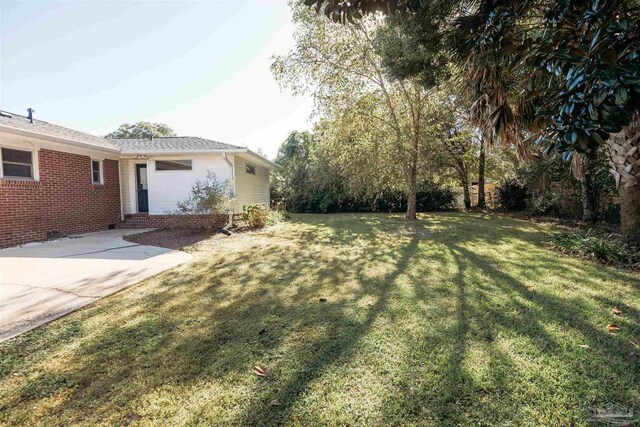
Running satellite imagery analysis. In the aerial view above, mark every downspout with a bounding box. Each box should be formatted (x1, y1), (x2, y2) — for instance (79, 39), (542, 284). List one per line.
(222, 152), (235, 227)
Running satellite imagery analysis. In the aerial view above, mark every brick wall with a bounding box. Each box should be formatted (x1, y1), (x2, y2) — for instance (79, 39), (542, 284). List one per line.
(117, 213), (237, 229)
(0, 149), (121, 248)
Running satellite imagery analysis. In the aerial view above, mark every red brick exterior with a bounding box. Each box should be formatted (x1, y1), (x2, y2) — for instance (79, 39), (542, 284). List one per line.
(0, 149), (121, 248)
(117, 213), (236, 229)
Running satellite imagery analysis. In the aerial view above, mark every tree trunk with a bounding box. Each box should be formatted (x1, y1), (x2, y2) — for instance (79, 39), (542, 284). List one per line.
(607, 115), (640, 244)
(462, 176), (471, 210)
(581, 153), (600, 223)
(478, 136), (486, 209)
(406, 167), (417, 220)
(405, 128), (419, 220)
(457, 166), (471, 210)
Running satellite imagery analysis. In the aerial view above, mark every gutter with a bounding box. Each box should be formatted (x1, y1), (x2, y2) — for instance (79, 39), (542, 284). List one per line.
(222, 152), (235, 181)
(222, 152), (235, 227)
(0, 124), (120, 154)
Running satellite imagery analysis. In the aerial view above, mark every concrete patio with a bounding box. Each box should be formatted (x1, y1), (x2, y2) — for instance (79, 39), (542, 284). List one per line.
(0, 229), (192, 342)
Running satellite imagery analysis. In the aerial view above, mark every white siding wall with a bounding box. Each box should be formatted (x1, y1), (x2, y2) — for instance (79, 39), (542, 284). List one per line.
(148, 155), (231, 215)
(121, 154), (232, 215)
(234, 155), (270, 213)
(121, 159), (138, 215)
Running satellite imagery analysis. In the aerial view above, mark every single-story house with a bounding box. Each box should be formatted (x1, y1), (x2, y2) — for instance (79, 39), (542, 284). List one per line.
(0, 110), (277, 248)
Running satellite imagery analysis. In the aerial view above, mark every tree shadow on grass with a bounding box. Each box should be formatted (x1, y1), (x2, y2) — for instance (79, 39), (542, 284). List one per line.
(232, 236), (420, 426)
(0, 216), (420, 425)
(374, 214), (639, 425)
(1, 213), (639, 426)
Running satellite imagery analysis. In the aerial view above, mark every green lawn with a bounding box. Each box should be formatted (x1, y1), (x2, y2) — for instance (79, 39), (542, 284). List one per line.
(1, 213), (639, 426)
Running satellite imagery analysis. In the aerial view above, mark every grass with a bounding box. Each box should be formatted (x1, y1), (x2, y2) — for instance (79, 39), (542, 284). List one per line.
(1, 213), (639, 426)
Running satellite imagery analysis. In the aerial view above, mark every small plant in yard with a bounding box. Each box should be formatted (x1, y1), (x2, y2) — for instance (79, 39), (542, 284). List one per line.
(241, 204), (285, 229)
(173, 172), (235, 215)
(553, 230), (640, 267)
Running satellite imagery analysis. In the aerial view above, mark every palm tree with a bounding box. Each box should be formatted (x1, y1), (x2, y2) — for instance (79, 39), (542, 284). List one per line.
(607, 116), (640, 243)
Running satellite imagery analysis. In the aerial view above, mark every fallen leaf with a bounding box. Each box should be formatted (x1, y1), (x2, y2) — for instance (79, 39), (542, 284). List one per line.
(269, 399), (281, 406)
(319, 298), (327, 303)
(612, 306), (623, 316)
(607, 324), (620, 333)
(253, 365), (267, 377)
(526, 285), (535, 291)
(124, 414), (142, 426)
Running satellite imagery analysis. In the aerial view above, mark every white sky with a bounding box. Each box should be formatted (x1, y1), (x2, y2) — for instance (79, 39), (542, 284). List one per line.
(0, 0), (313, 159)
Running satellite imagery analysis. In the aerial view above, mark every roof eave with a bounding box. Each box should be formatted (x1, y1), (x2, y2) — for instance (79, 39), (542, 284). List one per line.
(119, 148), (248, 156)
(241, 150), (281, 170)
(120, 148), (281, 170)
(0, 124), (120, 154)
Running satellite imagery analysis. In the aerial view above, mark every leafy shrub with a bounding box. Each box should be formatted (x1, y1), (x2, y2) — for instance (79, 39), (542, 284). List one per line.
(528, 191), (563, 217)
(416, 184), (455, 212)
(242, 204), (286, 229)
(266, 209), (288, 225)
(497, 179), (527, 211)
(174, 172), (234, 214)
(553, 230), (640, 267)
(274, 180), (454, 214)
(512, 150), (616, 220)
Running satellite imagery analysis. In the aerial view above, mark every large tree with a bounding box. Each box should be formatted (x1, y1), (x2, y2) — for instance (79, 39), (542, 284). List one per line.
(105, 122), (176, 139)
(272, 4), (434, 219)
(304, 0), (640, 242)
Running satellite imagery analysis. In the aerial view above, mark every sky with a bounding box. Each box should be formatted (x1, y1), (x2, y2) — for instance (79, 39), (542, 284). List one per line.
(0, 0), (313, 159)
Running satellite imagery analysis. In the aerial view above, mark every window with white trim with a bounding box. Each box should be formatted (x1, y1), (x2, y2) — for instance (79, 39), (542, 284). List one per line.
(91, 160), (103, 184)
(1, 147), (34, 179)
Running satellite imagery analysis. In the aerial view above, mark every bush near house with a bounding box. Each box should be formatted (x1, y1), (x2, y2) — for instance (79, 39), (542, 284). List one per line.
(174, 172), (235, 216)
(241, 204), (286, 229)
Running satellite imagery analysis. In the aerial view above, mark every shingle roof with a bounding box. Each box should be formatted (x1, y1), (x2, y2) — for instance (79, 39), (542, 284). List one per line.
(0, 110), (250, 157)
(109, 136), (243, 153)
(0, 111), (119, 151)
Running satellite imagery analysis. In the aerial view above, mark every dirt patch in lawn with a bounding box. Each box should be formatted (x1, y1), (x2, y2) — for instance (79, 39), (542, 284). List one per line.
(122, 226), (280, 253)
(123, 228), (222, 251)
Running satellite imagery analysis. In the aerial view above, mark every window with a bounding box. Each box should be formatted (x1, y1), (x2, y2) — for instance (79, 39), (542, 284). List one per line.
(245, 163), (256, 175)
(1, 147), (34, 179)
(156, 160), (192, 171)
(91, 160), (102, 184)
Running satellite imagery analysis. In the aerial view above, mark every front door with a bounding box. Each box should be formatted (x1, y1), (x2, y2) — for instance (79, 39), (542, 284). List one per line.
(136, 164), (149, 213)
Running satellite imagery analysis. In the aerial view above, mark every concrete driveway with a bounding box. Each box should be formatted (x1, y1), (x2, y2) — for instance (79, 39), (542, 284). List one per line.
(0, 229), (192, 342)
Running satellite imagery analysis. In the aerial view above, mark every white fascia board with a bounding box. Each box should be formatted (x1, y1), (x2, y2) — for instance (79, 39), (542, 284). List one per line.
(0, 124), (120, 154)
(119, 149), (248, 157)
